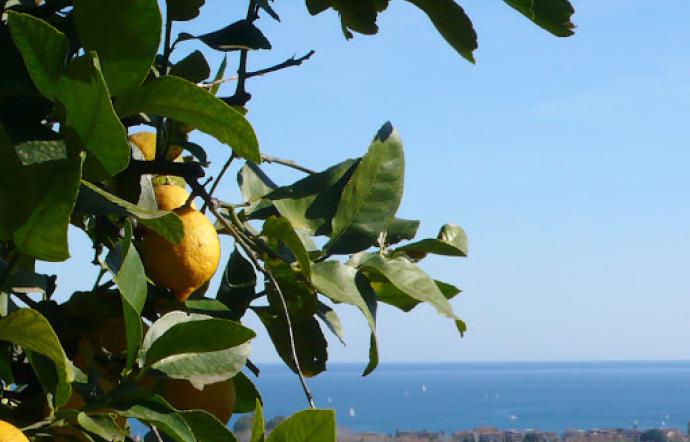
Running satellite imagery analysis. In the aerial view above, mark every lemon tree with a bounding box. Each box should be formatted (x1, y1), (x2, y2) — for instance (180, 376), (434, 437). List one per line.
(0, 1), (574, 440)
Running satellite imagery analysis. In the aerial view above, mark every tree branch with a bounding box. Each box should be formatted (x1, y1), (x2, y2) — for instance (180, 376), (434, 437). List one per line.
(246, 50), (316, 79)
(201, 153), (235, 214)
(261, 154), (317, 174)
(187, 177), (315, 409)
(128, 160), (205, 179)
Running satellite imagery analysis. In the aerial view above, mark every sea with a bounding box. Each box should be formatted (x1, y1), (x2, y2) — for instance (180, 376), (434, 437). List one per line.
(249, 361), (690, 434)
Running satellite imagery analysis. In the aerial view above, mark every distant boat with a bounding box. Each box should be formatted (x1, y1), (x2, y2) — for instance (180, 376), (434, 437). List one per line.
(421, 384), (427, 392)
(327, 397), (332, 403)
(349, 407), (356, 417)
(510, 415), (519, 420)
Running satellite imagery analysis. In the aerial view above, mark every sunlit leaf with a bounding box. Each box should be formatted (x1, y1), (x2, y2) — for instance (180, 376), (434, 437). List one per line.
(266, 409), (336, 442)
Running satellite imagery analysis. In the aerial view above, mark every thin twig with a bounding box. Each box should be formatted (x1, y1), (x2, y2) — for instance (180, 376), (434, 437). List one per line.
(92, 268), (107, 290)
(128, 160), (205, 179)
(246, 50), (316, 79)
(201, 153), (236, 214)
(187, 178), (315, 409)
(197, 75), (238, 88)
(261, 155), (317, 174)
(151, 425), (165, 442)
(12, 292), (40, 310)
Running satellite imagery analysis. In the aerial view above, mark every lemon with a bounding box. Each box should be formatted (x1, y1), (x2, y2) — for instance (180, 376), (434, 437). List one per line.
(139, 205), (220, 301)
(0, 420), (29, 442)
(128, 131), (183, 161)
(154, 184), (195, 211)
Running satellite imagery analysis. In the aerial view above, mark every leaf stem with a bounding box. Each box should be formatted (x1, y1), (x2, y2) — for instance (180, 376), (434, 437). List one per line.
(201, 153), (236, 214)
(246, 50), (316, 79)
(261, 154), (317, 174)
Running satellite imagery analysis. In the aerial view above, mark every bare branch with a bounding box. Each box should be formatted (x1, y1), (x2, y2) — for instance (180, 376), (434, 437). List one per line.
(128, 160), (205, 179)
(261, 154), (317, 175)
(246, 50), (316, 79)
(201, 153), (236, 214)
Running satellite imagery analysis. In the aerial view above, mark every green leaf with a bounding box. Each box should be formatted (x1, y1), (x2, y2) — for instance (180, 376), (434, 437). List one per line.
(170, 50), (210, 83)
(384, 217), (420, 245)
(209, 55), (227, 96)
(144, 318), (255, 367)
(106, 222), (146, 372)
(237, 163), (278, 219)
(359, 255), (462, 332)
(436, 280), (462, 301)
(254, 307), (327, 377)
(262, 216), (311, 278)
(181, 410), (240, 442)
(167, 0), (205, 21)
(73, 0), (162, 96)
(316, 301), (346, 346)
(232, 371), (262, 414)
(77, 413), (125, 441)
(197, 20), (272, 51)
(0, 309), (73, 406)
(57, 53), (130, 179)
(115, 76), (260, 162)
(216, 248), (257, 315)
(324, 122), (404, 255)
(396, 223), (468, 259)
(266, 409), (336, 442)
(406, 0), (478, 63)
(14, 140), (67, 165)
(0, 138), (83, 260)
(250, 399), (265, 442)
(141, 311), (252, 387)
(256, 0), (280, 21)
(311, 261), (379, 375)
(7, 11), (69, 100)
(79, 180), (183, 244)
(503, 0), (575, 37)
(107, 385), (195, 442)
(266, 159), (358, 236)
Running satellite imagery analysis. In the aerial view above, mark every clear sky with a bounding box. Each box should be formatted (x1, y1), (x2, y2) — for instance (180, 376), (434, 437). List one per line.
(41, 0), (690, 364)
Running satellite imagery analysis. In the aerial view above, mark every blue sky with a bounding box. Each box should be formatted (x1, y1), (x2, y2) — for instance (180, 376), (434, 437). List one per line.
(42, 0), (690, 363)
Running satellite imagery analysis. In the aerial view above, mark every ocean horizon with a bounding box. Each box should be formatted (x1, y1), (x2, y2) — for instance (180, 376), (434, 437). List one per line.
(248, 360), (690, 434)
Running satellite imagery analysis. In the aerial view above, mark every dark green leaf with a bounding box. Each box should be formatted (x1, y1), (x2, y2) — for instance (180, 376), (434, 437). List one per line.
(316, 301), (345, 346)
(0, 309), (73, 406)
(503, 0), (575, 37)
(254, 307), (327, 377)
(79, 180), (183, 244)
(237, 163), (278, 219)
(265, 261), (316, 320)
(216, 248), (257, 315)
(396, 223), (468, 259)
(436, 280), (462, 301)
(57, 53), (130, 179)
(406, 0), (478, 63)
(262, 216), (311, 278)
(170, 50), (210, 83)
(0, 346), (14, 384)
(7, 11), (69, 100)
(0, 134), (82, 260)
(172, 140), (208, 165)
(106, 222), (146, 371)
(311, 261), (378, 374)
(324, 122), (404, 254)
(232, 371), (262, 414)
(197, 20), (272, 51)
(185, 298), (231, 313)
(107, 385), (195, 442)
(167, 0), (205, 21)
(256, 0), (280, 21)
(181, 410), (239, 442)
(14, 140), (67, 165)
(141, 311), (252, 387)
(266, 409), (336, 442)
(73, 0), (162, 96)
(115, 76), (260, 162)
(384, 218), (420, 245)
(250, 399), (265, 442)
(266, 159), (358, 236)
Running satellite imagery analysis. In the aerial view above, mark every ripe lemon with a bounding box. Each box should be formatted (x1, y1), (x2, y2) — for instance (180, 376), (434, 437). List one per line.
(139, 205), (220, 301)
(128, 131), (183, 161)
(0, 420), (29, 442)
(154, 184), (195, 211)
(156, 378), (236, 424)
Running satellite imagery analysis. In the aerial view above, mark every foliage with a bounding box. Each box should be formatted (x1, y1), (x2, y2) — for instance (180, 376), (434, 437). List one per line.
(0, 0), (573, 440)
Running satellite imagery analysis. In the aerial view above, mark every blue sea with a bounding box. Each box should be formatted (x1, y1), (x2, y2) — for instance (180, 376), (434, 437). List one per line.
(250, 361), (690, 434)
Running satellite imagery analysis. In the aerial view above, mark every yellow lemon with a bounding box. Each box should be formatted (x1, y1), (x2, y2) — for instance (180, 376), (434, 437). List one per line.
(154, 184), (195, 211)
(0, 420), (29, 442)
(128, 131), (183, 161)
(139, 206), (220, 301)
(155, 378), (236, 424)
